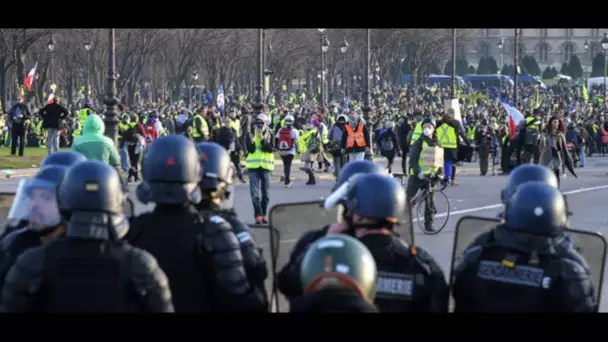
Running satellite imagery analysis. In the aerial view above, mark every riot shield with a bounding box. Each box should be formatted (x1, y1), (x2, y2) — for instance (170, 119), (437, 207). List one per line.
(449, 216), (608, 307)
(449, 216), (501, 282)
(248, 222), (281, 313)
(0, 192), (16, 233)
(268, 200), (340, 312)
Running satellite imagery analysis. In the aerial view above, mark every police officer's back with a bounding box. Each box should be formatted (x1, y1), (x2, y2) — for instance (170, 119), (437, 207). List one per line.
(291, 235), (379, 313)
(277, 160), (385, 301)
(323, 173), (449, 312)
(128, 136), (266, 312)
(195, 142), (269, 308)
(452, 182), (596, 312)
(0, 165), (72, 292)
(0, 161), (173, 312)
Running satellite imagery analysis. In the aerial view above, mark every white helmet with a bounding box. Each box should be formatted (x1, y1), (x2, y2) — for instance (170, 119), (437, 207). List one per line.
(284, 115), (295, 125)
(256, 113), (270, 124)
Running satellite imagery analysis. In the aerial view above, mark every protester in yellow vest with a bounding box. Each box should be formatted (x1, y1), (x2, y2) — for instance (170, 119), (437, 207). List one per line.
(436, 109), (468, 186)
(245, 113), (275, 224)
(406, 117), (441, 233)
(191, 110), (209, 142)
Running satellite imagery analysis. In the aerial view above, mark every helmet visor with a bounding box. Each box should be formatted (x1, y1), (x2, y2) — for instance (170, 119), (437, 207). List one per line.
(8, 179), (61, 230)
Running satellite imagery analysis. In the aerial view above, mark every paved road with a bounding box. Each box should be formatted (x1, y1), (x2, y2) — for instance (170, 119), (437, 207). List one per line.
(2, 158), (608, 311)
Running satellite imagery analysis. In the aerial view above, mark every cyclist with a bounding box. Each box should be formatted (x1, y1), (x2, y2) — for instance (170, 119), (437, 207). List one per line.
(406, 117), (442, 233)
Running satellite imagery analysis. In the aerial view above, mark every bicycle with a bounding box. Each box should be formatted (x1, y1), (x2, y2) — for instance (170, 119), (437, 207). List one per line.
(409, 172), (451, 235)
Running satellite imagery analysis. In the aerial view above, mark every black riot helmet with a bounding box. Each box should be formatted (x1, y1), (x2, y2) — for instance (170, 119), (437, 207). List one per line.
(333, 160), (384, 192)
(501, 164), (559, 203)
(196, 142), (233, 191)
(139, 135), (202, 205)
(41, 151), (87, 167)
(327, 173), (405, 230)
(504, 181), (568, 237)
(57, 161), (129, 240)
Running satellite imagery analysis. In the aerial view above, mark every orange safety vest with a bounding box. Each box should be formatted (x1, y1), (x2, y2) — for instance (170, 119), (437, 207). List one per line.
(345, 122), (366, 148)
(602, 128), (608, 145)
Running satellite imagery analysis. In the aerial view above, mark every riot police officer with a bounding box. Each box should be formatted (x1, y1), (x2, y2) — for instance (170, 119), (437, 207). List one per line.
(0, 161), (174, 312)
(292, 234), (379, 313)
(322, 173), (448, 312)
(278, 160), (385, 300)
(0, 151), (87, 240)
(195, 142), (269, 307)
(497, 164), (560, 219)
(127, 136), (267, 312)
(0, 165), (70, 291)
(452, 181), (597, 312)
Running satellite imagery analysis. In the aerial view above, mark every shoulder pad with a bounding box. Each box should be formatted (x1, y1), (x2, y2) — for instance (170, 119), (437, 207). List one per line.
(560, 258), (591, 281)
(412, 245), (445, 276)
(1, 228), (29, 252)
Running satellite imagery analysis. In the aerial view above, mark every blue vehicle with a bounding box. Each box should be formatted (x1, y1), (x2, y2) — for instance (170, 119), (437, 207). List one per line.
(400, 74), (466, 86)
(463, 74), (514, 89)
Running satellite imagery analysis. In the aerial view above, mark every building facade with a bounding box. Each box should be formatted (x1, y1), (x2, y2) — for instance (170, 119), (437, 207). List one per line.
(461, 28), (607, 71)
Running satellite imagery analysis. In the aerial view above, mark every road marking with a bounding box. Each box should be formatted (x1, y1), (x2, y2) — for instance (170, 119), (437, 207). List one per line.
(259, 183), (608, 246)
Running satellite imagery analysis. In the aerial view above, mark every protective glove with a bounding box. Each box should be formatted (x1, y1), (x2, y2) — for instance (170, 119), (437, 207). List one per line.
(418, 173), (426, 181)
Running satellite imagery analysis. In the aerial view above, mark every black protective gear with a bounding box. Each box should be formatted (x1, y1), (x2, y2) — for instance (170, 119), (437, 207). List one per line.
(290, 286), (379, 313)
(300, 234), (377, 302)
(58, 161), (129, 240)
(452, 224), (597, 313)
(0, 238), (174, 313)
(505, 181), (568, 237)
(196, 142), (233, 192)
(501, 164), (559, 203)
(140, 135), (202, 205)
(128, 208), (268, 312)
(333, 160), (384, 192)
(40, 150), (87, 167)
(342, 173), (406, 224)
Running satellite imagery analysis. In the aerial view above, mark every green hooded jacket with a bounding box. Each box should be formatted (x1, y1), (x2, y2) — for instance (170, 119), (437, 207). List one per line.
(71, 114), (121, 166)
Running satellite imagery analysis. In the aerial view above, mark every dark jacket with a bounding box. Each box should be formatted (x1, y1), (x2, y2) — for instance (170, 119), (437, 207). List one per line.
(278, 226), (329, 301)
(127, 205), (267, 312)
(0, 229), (43, 293)
(377, 128), (400, 155)
(214, 126), (241, 152)
(0, 237), (174, 312)
(7, 103), (30, 126)
(39, 102), (69, 129)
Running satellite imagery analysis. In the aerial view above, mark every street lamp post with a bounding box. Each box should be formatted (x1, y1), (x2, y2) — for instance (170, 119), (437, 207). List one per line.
(340, 38), (349, 98)
(47, 35), (56, 85)
(513, 28), (520, 107)
(253, 29), (264, 115)
(362, 29), (372, 159)
(451, 28), (456, 97)
(601, 33), (608, 110)
(498, 38), (504, 73)
(318, 29), (329, 107)
(191, 71), (199, 108)
(103, 28), (119, 145)
(84, 41), (92, 101)
(373, 62), (380, 89)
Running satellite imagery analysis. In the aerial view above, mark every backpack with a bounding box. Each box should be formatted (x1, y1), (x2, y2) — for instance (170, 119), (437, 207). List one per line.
(277, 128), (294, 151)
(144, 123), (158, 143)
(307, 131), (320, 153)
(381, 134), (394, 152)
